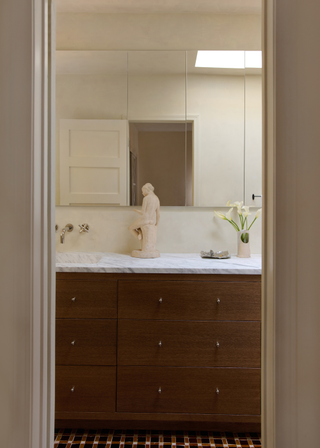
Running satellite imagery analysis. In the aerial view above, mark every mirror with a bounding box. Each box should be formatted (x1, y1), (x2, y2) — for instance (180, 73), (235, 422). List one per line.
(55, 50), (261, 207)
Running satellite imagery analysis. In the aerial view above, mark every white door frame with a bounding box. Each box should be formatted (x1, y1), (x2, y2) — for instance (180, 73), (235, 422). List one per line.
(30, 2), (276, 448)
(31, 0), (56, 447)
(261, 0), (276, 446)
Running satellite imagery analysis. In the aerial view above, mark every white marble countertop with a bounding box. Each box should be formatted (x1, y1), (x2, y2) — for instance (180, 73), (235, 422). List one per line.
(56, 252), (261, 275)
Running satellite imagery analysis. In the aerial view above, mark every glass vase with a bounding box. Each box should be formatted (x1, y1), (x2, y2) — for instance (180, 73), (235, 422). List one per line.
(237, 229), (251, 258)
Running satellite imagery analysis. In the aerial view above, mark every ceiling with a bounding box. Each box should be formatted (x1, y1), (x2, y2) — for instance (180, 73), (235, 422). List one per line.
(55, 0), (261, 15)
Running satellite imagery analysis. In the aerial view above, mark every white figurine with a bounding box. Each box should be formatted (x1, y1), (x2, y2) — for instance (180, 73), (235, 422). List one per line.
(129, 183), (160, 258)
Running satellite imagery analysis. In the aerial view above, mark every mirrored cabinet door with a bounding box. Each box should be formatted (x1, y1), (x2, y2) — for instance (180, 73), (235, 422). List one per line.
(56, 51), (128, 206)
(55, 50), (262, 208)
(187, 50), (245, 207)
(244, 59), (263, 208)
(128, 51), (188, 206)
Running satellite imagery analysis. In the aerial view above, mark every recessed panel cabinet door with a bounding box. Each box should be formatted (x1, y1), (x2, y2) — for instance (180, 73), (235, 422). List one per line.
(56, 319), (117, 366)
(118, 280), (261, 321)
(118, 320), (260, 368)
(56, 366), (116, 413)
(60, 119), (128, 205)
(117, 366), (260, 415)
(56, 279), (117, 319)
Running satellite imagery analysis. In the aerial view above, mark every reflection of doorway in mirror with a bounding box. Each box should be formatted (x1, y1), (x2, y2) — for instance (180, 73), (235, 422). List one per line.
(130, 152), (137, 206)
(129, 122), (193, 206)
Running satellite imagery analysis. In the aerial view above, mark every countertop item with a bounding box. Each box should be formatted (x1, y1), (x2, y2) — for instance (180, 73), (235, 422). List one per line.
(56, 252), (261, 275)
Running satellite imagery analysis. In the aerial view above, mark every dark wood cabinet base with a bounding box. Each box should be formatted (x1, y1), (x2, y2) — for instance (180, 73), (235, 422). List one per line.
(56, 272), (261, 432)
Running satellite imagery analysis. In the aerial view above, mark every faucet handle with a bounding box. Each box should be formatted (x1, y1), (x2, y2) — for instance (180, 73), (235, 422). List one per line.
(79, 223), (89, 233)
(64, 224), (74, 232)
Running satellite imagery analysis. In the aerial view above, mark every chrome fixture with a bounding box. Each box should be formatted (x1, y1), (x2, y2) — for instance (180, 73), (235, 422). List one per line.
(216, 341), (220, 348)
(71, 297), (76, 302)
(158, 387), (162, 394)
(71, 340), (75, 345)
(216, 388), (220, 395)
(79, 223), (89, 233)
(71, 387), (75, 392)
(158, 341), (162, 347)
(60, 223), (73, 243)
(216, 298), (221, 304)
(159, 298), (163, 303)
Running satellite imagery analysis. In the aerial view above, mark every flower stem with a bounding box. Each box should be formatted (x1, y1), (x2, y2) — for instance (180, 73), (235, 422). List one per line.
(248, 217), (257, 230)
(226, 219), (240, 231)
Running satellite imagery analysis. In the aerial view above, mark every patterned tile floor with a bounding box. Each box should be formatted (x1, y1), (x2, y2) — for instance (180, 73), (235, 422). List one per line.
(54, 429), (261, 447)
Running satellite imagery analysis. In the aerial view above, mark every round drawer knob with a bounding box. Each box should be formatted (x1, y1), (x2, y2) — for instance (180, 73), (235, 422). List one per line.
(158, 387), (162, 394)
(216, 388), (220, 395)
(159, 298), (163, 303)
(158, 341), (162, 347)
(216, 341), (220, 348)
(216, 298), (221, 304)
(71, 386), (75, 392)
(71, 340), (76, 345)
(71, 297), (76, 302)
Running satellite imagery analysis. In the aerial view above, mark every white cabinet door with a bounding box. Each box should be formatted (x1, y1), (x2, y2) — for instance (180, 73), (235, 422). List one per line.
(60, 119), (127, 205)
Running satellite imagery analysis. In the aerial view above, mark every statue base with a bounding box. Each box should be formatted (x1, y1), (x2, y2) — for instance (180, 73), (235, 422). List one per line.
(131, 249), (160, 259)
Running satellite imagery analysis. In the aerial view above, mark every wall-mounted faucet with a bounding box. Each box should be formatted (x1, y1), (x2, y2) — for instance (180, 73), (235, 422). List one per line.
(60, 224), (73, 244)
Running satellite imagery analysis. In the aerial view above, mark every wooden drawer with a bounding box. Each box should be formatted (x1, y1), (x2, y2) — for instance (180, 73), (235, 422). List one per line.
(56, 280), (117, 319)
(56, 366), (116, 413)
(118, 280), (260, 321)
(118, 320), (260, 368)
(56, 319), (117, 366)
(117, 366), (260, 415)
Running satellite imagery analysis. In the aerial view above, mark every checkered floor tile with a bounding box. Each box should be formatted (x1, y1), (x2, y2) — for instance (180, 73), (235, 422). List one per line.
(54, 429), (261, 447)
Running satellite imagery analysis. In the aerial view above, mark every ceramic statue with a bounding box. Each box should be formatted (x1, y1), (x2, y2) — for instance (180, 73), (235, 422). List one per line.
(129, 183), (160, 258)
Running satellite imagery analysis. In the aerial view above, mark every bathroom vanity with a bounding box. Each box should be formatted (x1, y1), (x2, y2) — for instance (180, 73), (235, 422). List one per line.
(55, 253), (261, 431)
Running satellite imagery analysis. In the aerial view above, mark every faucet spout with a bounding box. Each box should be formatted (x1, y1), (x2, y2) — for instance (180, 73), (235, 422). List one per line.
(60, 224), (73, 244)
(60, 228), (66, 244)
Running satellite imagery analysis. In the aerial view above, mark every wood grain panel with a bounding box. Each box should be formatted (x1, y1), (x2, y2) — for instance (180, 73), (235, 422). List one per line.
(117, 366), (260, 415)
(118, 320), (260, 368)
(56, 366), (116, 413)
(56, 280), (117, 318)
(56, 319), (117, 366)
(118, 280), (261, 321)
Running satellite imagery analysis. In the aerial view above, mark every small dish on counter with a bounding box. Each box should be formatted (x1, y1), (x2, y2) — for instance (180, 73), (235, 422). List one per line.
(200, 250), (230, 259)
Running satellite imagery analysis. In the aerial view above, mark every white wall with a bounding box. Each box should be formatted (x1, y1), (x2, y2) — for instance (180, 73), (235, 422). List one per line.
(56, 13), (261, 51)
(55, 206), (262, 254)
(272, 0), (320, 445)
(0, 1), (32, 445)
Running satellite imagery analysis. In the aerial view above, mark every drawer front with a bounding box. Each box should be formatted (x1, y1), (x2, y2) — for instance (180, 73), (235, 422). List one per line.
(118, 320), (260, 368)
(56, 319), (117, 366)
(56, 280), (117, 319)
(118, 280), (260, 321)
(117, 366), (260, 415)
(56, 366), (116, 413)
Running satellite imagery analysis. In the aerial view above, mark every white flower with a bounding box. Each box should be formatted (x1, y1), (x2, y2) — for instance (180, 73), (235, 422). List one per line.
(255, 208), (262, 218)
(232, 201), (243, 214)
(214, 211), (227, 220)
(243, 206), (251, 218)
(214, 201), (261, 233)
(226, 208), (233, 220)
